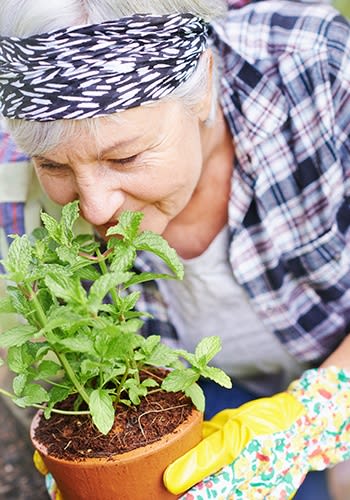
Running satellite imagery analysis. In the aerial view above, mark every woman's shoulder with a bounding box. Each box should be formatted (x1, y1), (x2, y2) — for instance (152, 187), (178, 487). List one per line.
(212, 0), (349, 61)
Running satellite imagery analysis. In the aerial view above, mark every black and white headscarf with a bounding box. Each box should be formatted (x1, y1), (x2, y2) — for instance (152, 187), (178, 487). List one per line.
(0, 13), (209, 121)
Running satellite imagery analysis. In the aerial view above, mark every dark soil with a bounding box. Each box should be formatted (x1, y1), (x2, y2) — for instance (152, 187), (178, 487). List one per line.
(34, 373), (193, 460)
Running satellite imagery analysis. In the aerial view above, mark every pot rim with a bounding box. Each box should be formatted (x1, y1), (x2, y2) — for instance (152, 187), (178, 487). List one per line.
(30, 407), (203, 467)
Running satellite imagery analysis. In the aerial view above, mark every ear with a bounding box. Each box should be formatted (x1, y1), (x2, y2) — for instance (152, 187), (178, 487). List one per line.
(196, 49), (214, 123)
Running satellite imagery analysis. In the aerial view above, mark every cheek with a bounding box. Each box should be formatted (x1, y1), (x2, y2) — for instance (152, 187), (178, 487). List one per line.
(35, 170), (76, 205)
(149, 146), (202, 197)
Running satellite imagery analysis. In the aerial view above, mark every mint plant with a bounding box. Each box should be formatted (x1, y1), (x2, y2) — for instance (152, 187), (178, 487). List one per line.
(0, 201), (231, 434)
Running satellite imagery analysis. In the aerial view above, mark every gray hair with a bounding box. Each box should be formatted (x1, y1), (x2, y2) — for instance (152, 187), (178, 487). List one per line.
(0, 0), (227, 155)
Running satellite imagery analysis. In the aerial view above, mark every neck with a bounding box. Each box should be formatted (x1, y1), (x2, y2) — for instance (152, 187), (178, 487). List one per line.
(201, 105), (230, 165)
(164, 106), (234, 258)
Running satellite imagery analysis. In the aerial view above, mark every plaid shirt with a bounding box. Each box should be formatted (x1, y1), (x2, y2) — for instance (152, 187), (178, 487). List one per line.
(137, 1), (350, 365)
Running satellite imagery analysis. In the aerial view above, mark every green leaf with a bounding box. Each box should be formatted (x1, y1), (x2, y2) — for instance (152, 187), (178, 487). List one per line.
(93, 330), (117, 357)
(40, 212), (61, 242)
(80, 359), (100, 378)
(57, 334), (94, 353)
(87, 272), (132, 313)
(4, 234), (32, 279)
(74, 265), (101, 281)
(0, 325), (37, 348)
(125, 272), (177, 287)
(56, 246), (80, 265)
(118, 291), (141, 313)
(195, 336), (222, 365)
(108, 242), (136, 272)
(15, 383), (49, 407)
(142, 335), (161, 354)
(7, 344), (36, 372)
(161, 368), (199, 392)
(60, 200), (80, 245)
(6, 288), (33, 317)
(45, 272), (86, 305)
(124, 378), (147, 405)
(36, 288), (54, 314)
(134, 231), (184, 279)
(174, 349), (196, 366)
(0, 296), (16, 314)
(74, 233), (99, 250)
(200, 366), (232, 388)
(13, 373), (28, 396)
(45, 385), (72, 418)
(144, 341), (179, 367)
(31, 226), (48, 242)
(43, 306), (90, 333)
(184, 383), (205, 412)
(96, 331), (135, 360)
(90, 389), (115, 435)
(120, 318), (144, 334)
(106, 211), (143, 241)
(34, 360), (62, 380)
(141, 378), (158, 389)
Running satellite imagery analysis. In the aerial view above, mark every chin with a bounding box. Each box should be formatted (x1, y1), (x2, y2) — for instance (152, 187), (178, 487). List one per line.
(140, 218), (168, 236)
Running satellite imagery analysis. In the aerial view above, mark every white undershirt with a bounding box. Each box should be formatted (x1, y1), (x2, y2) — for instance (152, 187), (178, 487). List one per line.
(151, 226), (309, 395)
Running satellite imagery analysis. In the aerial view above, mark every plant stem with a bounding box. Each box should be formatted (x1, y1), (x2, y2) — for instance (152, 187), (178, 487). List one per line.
(115, 361), (130, 406)
(33, 404), (91, 415)
(0, 388), (90, 415)
(23, 283), (48, 328)
(0, 387), (16, 399)
(97, 249), (119, 304)
(133, 360), (140, 385)
(23, 282), (91, 406)
(42, 379), (70, 389)
(56, 352), (90, 405)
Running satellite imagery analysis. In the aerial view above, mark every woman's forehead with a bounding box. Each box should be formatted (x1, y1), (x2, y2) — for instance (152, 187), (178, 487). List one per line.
(39, 101), (179, 158)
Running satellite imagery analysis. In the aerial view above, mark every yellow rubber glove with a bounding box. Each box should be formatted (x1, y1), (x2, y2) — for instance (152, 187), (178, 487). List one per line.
(164, 367), (350, 499)
(33, 451), (63, 500)
(163, 392), (304, 495)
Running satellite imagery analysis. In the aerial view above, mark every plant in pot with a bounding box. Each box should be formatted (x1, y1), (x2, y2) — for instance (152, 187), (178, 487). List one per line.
(0, 201), (231, 500)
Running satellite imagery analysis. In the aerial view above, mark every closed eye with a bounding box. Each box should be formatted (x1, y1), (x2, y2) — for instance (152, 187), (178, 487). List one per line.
(109, 154), (139, 165)
(36, 161), (69, 171)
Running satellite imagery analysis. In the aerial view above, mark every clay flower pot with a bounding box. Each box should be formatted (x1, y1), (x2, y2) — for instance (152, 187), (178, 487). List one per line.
(30, 407), (203, 500)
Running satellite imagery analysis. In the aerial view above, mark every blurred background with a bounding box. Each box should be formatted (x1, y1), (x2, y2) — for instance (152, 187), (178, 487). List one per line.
(333, 0), (350, 17)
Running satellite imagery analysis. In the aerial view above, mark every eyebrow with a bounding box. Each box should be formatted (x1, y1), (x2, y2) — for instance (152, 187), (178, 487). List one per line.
(33, 156), (69, 168)
(33, 137), (142, 165)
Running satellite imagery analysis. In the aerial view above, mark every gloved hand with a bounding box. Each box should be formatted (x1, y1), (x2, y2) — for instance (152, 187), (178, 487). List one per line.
(164, 366), (350, 499)
(33, 452), (62, 500)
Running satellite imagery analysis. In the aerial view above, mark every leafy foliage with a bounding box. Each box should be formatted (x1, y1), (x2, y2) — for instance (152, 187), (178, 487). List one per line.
(0, 202), (231, 434)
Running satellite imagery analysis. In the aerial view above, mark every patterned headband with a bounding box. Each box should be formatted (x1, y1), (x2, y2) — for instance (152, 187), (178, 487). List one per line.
(0, 13), (209, 121)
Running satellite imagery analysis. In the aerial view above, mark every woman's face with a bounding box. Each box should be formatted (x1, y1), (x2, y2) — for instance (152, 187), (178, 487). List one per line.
(33, 100), (206, 238)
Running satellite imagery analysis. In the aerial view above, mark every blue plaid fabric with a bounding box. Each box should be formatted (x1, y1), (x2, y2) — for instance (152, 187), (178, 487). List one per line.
(137, 2), (350, 365)
(0, 130), (28, 163)
(0, 127), (28, 268)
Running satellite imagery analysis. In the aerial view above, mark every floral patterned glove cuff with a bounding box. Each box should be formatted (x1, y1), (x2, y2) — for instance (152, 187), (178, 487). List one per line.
(287, 365), (350, 469)
(180, 366), (350, 500)
(33, 451), (62, 500)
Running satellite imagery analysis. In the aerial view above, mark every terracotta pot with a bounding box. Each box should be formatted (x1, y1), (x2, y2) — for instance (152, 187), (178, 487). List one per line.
(30, 407), (203, 500)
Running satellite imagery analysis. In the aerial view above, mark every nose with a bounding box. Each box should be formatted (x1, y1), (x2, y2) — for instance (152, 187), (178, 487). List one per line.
(75, 174), (125, 226)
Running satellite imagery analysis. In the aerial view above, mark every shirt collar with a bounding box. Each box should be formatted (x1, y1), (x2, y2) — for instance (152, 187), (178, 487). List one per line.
(211, 22), (288, 145)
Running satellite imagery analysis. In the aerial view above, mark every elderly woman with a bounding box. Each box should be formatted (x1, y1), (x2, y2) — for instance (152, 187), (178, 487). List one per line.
(0, 0), (350, 498)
